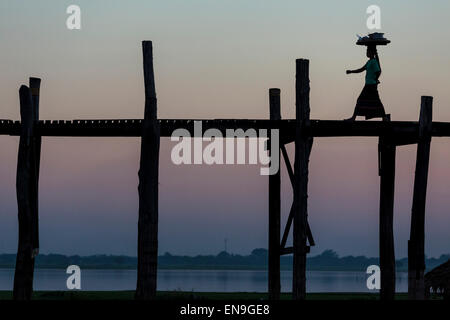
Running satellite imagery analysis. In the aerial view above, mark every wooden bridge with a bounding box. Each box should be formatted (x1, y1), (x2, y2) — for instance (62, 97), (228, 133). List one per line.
(0, 41), (445, 300)
(2, 118), (450, 138)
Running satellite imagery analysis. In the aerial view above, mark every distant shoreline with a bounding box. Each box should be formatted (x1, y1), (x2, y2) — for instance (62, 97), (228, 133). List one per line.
(1, 249), (448, 272)
(0, 266), (410, 272)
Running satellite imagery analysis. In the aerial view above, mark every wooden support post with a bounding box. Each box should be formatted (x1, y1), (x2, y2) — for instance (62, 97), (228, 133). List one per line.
(268, 88), (281, 300)
(136, 41), (160, 300)
(30, 78), (41, 258)
(293, 59), (313, 300)
(408, 96), (433, 300)
(378, 136), (396, 300)
(13, 82), (40, 300)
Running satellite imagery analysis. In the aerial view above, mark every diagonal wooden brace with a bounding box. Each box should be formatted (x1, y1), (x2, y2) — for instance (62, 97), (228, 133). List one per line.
(279, 143), (315, 250)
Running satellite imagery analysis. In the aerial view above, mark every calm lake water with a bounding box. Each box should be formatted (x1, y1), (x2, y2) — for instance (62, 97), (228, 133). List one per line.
(0, 269), (408, 292)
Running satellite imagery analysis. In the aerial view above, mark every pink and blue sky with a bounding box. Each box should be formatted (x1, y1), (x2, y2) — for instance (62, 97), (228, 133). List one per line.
(1, 0), (450, 257)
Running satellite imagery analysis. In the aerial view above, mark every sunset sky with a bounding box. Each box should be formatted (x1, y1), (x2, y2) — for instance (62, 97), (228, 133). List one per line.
(1, 0), (450, 258)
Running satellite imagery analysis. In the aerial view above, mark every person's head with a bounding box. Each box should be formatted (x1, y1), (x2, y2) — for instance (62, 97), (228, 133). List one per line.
(366, 45), (377, 58)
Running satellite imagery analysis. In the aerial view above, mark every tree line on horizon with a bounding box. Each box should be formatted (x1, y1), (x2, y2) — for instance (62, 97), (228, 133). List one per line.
(0, 249), (448, 272)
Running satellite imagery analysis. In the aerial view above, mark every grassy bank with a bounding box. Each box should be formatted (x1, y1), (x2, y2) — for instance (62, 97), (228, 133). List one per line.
(0, 291), (439, 300)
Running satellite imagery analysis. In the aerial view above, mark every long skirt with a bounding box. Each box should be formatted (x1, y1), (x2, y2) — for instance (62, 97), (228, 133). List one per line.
(354, 84), (386, 120)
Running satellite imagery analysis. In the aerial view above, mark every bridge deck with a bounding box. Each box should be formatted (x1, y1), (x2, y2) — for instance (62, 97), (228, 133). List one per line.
(1, 119), (450, 141)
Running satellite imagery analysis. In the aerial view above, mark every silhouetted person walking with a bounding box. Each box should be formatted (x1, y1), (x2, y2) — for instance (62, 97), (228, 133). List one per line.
(345, 45), (388, 121)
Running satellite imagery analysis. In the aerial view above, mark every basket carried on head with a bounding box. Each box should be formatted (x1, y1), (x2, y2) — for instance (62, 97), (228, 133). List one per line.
(356, 32), (391, 46)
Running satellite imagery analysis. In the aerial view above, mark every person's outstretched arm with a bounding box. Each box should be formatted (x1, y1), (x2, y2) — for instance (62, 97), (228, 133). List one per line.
(346, 65), (366, 74)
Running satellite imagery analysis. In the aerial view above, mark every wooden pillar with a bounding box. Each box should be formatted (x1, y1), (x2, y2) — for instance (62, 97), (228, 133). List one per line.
(30, 78), (41, 259)
(13, 79), (41, 300)
(293, 59), (313, 300)
(408, 96), (433, 300)
(378, 136), (396, 300)
(268, 88), (281, 300)
(136, 41), (160, 300)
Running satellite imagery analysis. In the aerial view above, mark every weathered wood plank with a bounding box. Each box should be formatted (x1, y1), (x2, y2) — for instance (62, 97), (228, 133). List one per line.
(136, 41), (160, 300)
(268, 88), (281, 300)
(408, 96), (433, 300)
